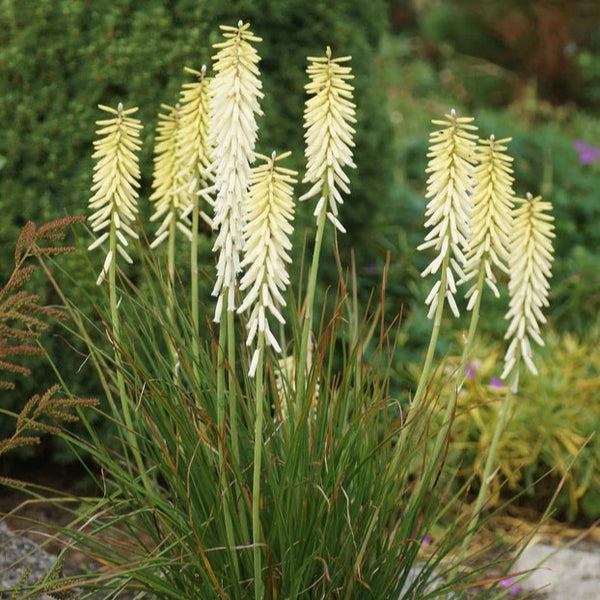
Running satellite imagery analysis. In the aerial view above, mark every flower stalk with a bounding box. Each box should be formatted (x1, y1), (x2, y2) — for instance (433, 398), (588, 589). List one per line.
(87, 103), (150, 492)
(238, 150), (297, 599)
(457, 192), (553, 567)
(149, 103), (192, 366)
(296, 47), (356, 418)
(209, 21), (263, 591)
(177, 65), (214, 369)
(412, 110), (477, 411)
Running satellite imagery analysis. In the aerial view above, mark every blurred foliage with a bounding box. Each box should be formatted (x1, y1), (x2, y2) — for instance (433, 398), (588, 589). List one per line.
(413, 326), (600, 523)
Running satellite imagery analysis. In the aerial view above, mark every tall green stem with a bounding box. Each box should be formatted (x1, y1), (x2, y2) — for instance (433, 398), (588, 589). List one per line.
(191, 199), (200, 378)
(387, 252), (449, 484)
(227, 305), (249, 542)
(426, 266), (486, 483)
(252, 331), (266, 600)
(410, 252), (450, 414)
(166, 209), (178, 370)
(295, 195), (328, 423)
(455, 390), (513, 568)
(108, 220), (150, 493)
(215, 294), (241, 586)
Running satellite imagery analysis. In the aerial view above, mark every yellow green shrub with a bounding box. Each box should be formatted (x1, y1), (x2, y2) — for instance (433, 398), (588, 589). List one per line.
(432, 324), (600, 521)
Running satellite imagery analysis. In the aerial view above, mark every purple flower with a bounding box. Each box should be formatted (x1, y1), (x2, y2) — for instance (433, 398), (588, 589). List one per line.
(490, 377), (505, 390)
(422, 534), (432, 547)
(501, 577), (522, 595)
(465, 359), (481, 381)
(574, 140), (600, 165)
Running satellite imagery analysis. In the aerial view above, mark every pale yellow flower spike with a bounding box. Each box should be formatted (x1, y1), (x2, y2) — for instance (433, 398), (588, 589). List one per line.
(210, 21), (264, 323)
(88, 103), (142, 285)
(300, 46), (357, 232)
(177, 65), (215, 227)
(462, 135), (515, 309)
(149, 104), (193, 248)
(502, 193), (555, 388)
(238, 151), (297, 377)
(418, 109), (478, 318)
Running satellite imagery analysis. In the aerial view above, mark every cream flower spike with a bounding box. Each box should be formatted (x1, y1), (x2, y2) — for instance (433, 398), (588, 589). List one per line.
(502, 193), (555, 388)
(149, 104), (193, 248)
(177, 65), (215, 227)
(238, 151), (297, 377)
(300, 46), (356, 233)
(210, 21), (264, 323)
(88, 103), (142, 285)
(418, 109), (478, 318)
(462, 135), (515, 309)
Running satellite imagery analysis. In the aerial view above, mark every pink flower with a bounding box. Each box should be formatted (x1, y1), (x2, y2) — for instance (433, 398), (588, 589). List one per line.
(422, 534), (433, 547)
(501, 577), (522, 595)
(490, 377), (505, 389)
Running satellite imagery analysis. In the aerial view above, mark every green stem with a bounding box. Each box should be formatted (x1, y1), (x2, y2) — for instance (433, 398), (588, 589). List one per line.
(227, 305), (249, 542)
(215, 294), (241, 586)
(426, 266), (485, 480)
(252, 331), (265, 600)
(295, 195), (328, 423)
(216, 296), (227, 453)
(455, 386), (513, 568)
(167, 209), (177, 370)
(191, 198), (200, 380)
(108, 220), (150, 494)
(411, 252), (450, 413)
(386, 252), (450, 483)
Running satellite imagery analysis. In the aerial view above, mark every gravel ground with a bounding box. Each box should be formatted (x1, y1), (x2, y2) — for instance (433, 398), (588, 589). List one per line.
(0, 521), (59, 599)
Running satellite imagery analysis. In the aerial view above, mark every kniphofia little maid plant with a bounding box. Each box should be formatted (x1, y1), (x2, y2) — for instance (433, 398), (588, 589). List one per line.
(238, 152), (297, 379)
(176, 65), (214, 361)
(502, 193), (555, 388)
(88, 103), (142, 286)
(237, 151), (297, 600)
(446, 134), (516, 412)
(148, 103), (190, 365)
(456, 190), (555, 567)
(296, 46), (356, 412)
(87, 103), (150, 491)
(210, 21), (263, 324)
(207, 21), (264, 598)
(28, 20), (561, 600)
(412, 110), (477, 410)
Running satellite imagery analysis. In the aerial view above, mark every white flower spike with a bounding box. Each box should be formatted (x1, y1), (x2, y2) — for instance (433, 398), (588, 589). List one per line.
(149, 104), (193, 248)
(300, 46), (356, 233)
(88, 103), (142, 285)
(238, 151), (297, 377)
(462, 135), (515, 309)
(502, 193), (555, 387)
(177, 65), (215, 227)
(418, 109), (478, 318)
(210, 21), (264, 323)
